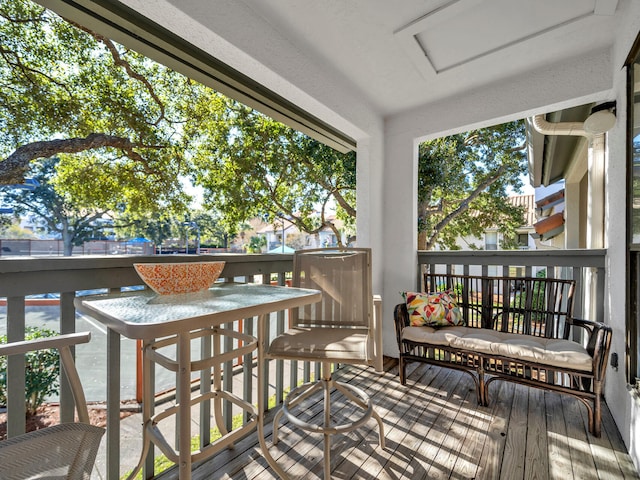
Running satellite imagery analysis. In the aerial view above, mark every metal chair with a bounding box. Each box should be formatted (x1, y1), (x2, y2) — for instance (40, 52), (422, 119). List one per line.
(0, 332), (104, 480)
(267, 247), (385, 479)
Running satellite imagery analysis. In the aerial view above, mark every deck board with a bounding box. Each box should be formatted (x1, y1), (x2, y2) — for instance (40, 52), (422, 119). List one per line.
(524, 387), (549, 480)
(500, 383), (528, 480)
(157, 361), (638, 480)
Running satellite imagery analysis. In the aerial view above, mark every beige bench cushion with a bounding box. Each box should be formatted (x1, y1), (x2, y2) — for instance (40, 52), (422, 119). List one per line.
(402, 326), (592, 372)
(268, 327), (369, 362)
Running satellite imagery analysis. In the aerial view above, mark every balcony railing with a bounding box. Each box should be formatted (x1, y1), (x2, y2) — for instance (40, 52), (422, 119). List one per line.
(418, 249), (607, 324)
(0, 249), (608, 478)
(0, 254), (304, 479)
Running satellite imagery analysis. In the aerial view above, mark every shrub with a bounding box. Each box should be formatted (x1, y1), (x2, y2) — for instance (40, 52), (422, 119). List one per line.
(437, 282), (463, 296)
(0, 327), (61, 415)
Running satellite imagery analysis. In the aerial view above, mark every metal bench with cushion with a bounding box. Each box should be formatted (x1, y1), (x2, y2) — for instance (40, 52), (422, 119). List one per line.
(394, 273), (612, 436)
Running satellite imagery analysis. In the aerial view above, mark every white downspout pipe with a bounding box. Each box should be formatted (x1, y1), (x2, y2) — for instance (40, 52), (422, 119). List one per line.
(532, 112), (615, 250)
(532, 110), (615, 325)
(531, 115), (588, 138)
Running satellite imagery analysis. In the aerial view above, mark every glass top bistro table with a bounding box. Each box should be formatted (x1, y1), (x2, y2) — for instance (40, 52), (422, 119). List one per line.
(75, 282), (321, 480)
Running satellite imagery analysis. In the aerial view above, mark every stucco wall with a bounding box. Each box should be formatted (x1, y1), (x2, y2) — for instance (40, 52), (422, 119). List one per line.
(381, 50), (614, 357)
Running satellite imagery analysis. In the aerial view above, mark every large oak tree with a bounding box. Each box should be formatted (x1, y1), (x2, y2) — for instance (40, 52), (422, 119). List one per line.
(0, 0), (190, 216)
(418, 121), (527, 250)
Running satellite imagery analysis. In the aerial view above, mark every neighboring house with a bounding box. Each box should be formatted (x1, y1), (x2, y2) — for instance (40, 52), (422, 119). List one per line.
(531, 187), (566, 249)
(527, 104), (614, 329)
(444, 194), (536, 251)
(238, 215), (346, 253)
(487, 194), (536, 251)
(256, 218), (298, 252)
(437, 194), (536, 277)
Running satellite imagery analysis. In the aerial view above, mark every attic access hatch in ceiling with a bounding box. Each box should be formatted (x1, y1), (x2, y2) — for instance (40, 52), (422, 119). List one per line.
(394, 0), (618, 78)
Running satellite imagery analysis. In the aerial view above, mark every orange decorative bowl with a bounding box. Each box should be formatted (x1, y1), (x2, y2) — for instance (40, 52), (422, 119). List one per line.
(133, 261), (225, 295)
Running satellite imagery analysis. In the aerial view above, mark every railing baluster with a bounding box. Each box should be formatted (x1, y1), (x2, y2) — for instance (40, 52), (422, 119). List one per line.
(200, 328), (212, 447)
(223, 321), (233, 432)
(59, 291), (75, 423)
(143, 343), (155, 479)
(595, 265), (606, 324)
(6, 296), (26, 438)
(262, 273), (271, 411)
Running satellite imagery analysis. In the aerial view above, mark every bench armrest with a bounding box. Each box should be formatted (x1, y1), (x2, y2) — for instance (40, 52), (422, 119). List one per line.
(570, 318), (612, 379)
(393, 303), (409, 348)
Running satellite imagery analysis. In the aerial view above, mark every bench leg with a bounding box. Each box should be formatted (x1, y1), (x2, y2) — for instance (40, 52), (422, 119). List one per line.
(399, 356), (407, 385)
(478, 367), (487, 406)
(593, 382), (602, 437)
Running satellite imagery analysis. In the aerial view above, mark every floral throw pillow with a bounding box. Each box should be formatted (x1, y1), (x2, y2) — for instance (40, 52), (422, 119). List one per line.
(402, 291), (463, 327)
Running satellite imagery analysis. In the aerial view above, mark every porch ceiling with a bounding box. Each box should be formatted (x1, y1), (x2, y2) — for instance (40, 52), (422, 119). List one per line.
(155, 0), (623, 120)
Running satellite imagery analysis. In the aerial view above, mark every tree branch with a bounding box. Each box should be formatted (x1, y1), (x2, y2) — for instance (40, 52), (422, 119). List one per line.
(424, 162), (510, 250)
(0, 45), (71, 92)
(330, 187), (356, 218)
(69, 22), (166, 126)
(0, 134), (163, 184)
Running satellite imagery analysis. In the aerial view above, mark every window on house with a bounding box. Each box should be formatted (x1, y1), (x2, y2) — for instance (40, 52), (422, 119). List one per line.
(485, 232), (498, 250)
(517, 233), (529, 249)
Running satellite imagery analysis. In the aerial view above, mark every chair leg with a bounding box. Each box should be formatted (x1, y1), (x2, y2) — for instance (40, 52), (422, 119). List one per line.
(276, 362), (384, 479)
(273, 381), (323, 446)
(334, 380), (385, 449)
(272, 408), (285, 446)
(593, 382), (602, 437)
(371, 407), (386, 449)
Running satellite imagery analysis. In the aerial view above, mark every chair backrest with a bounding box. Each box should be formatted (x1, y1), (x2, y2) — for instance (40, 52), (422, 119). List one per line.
(0, 332), (104, 480)
(291, 248), (372, 329)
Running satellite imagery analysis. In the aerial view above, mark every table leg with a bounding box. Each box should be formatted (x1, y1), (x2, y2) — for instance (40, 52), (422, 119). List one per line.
(177, 332), (192, 480)
(256, 313), (290, 480)
(124, 339), (152, 480)
(212, 327), (229, 438)
(142, 339), (155, 478)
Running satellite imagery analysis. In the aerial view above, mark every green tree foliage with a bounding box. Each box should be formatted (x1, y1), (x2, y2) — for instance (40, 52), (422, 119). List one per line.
(2, 158), (114, 255)
(418, 121), (527, 250)
(186, 99), (356, 244)
(245, 234), (267, 253)
(187, 211), (236, 249)
(0, 0), (190, 217)
(113, 213), (174, 246)
(0, 1), (354, 245)
(0, 327), (60, 416)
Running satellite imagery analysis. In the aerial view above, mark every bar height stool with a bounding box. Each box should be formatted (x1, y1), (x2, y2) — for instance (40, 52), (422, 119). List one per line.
(267, 247), (385, 480)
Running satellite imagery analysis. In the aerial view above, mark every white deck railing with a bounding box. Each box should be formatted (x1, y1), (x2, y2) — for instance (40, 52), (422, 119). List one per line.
(0, 249), (607, 478)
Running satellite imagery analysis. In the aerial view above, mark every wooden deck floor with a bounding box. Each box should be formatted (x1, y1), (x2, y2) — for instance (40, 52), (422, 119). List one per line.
(160, 359), (639, 480)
